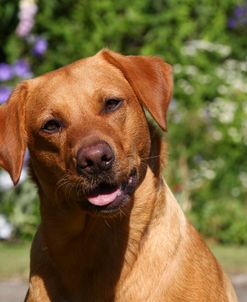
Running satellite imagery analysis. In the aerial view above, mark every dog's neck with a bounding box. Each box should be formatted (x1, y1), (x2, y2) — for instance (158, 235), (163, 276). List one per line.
(39, 165), (161, 254)
(34, 165), (169, 297)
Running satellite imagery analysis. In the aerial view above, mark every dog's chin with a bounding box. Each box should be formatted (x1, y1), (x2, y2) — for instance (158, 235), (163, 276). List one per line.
(78, 169), (138, 215)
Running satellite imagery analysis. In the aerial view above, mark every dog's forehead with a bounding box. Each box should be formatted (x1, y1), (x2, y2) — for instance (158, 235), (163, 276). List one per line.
(31, 55), (130, 108)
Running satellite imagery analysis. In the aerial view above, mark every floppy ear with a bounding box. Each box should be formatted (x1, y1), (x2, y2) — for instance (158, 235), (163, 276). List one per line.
(100, 49), (173, 131)
(0, 82), (28, 185)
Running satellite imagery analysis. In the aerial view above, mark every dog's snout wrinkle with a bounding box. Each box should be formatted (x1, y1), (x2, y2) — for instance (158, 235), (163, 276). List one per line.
(76, 141), (114, 175)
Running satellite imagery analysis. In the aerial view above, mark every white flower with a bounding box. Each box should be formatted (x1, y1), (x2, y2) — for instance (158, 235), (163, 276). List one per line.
(16, 0), (38, 38)
(182, 40), (231, 58)
(209, 98), (237, 124)
(204, 169), (216, 180)
(0, 168), (27, 191)
(240, 62), (247, 72)
(217, 85), (229, 95)
(231, 188), (241, 197)
(177, 79), (194, 95)
(228, 127), (241, 143)
(200, 75), (211, 84)
(195, 160), (217, 181)
(174, 64), (182, 74)
(216, 59), (247, 93)
(212, 130), (223, 141)
(219, 112), (235, 124)
(185, 66), (198, 76)
(0, 215), (13, 239)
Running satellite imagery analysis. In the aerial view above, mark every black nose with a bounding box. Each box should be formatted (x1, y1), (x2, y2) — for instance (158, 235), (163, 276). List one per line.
(76, 141), (114, 175)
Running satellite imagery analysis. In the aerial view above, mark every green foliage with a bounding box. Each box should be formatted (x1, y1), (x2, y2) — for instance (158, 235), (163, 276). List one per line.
(190, 200), (247, 244)
(0, 180), (40, 239)
(0, 0), (246, 244)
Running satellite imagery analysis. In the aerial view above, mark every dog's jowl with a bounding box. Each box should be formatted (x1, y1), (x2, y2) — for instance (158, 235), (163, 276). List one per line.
(0, 50), (238, 301)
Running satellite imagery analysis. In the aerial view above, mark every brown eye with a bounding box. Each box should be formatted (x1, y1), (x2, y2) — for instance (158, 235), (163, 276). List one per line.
(104, 98), (123, 113)
(42, 119), (62, 133)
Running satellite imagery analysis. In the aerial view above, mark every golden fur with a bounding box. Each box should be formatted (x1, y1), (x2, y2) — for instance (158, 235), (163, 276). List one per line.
(0, 50), (238, 301)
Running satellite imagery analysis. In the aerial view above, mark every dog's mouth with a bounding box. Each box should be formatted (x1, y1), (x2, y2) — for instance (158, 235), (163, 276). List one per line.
(81, 169), (138, 213)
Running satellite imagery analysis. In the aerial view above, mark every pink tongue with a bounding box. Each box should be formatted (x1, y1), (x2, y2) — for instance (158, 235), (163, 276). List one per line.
(87, 187), (121, 206)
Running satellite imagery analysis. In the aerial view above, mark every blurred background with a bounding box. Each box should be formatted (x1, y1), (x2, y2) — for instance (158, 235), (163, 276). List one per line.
(0, 0), (246, 300)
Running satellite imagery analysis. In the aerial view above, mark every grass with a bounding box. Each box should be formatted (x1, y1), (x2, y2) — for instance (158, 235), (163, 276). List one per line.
(0, 241), (31, 280)
(210, 244), (247, 273)
(0, 241), (246, 280)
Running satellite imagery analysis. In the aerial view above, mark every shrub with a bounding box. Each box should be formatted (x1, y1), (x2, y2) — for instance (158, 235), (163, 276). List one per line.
(0, 179), (39, 239)
(190, 199), (247, 244)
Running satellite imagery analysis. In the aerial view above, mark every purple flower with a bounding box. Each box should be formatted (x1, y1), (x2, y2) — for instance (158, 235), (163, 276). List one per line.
(229, 2), (247, 29)
(0, 63), (13, 81)
(228, 18), (237, 28)
(13, 59), (33, 79)
(32, 37), (48, 57)
(235, 6), (244, 18)
(16, 19), (35, 38)
(0, 87), (12, 104)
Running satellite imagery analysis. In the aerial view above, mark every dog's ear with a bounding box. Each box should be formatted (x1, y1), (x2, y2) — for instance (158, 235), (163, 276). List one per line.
(0, 82), (28, 185)
(100, 49), (173, 131)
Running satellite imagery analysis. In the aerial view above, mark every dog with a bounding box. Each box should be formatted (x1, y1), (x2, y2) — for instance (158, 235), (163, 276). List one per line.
(0, 49), (238, 301)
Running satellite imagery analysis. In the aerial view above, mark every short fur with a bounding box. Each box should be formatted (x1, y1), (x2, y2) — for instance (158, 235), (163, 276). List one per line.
(0, 49), (238, 301)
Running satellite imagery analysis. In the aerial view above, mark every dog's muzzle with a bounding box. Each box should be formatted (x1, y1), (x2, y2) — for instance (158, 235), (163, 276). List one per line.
(75, 140), (138, 213)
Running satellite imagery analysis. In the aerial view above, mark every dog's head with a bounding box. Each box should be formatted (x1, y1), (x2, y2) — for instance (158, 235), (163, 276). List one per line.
(0, 50), (172, 215)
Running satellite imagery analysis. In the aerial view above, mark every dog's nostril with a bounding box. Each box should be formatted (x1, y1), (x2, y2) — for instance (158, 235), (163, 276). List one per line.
(101, 155), (114, 169)
(101, 154), (112, 163)
(86, 159), (94, 167)
(101, 155), (108, 162)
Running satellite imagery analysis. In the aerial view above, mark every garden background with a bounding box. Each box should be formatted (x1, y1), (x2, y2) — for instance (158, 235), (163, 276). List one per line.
(0, 0), (246, 247)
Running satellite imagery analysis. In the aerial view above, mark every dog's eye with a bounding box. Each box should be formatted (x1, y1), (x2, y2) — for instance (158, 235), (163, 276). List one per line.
(104, 98), (123, 113)
(42, 119), (62, 133)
